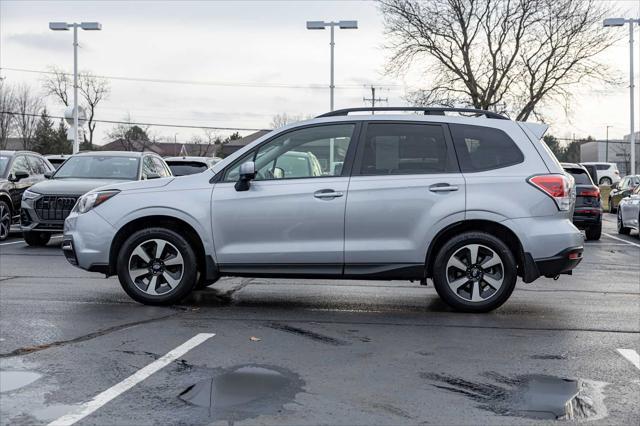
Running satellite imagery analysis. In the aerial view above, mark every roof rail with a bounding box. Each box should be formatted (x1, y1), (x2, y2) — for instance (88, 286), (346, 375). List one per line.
(316, 107), (508, 120)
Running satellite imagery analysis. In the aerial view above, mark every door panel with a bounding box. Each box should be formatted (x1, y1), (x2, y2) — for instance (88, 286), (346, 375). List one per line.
(345, 174), (465, 265)
(212, 177), (348, 269)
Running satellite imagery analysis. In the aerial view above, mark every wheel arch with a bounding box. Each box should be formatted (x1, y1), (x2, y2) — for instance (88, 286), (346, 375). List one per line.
(425, 219), (525, 279)
(109, 215), (208, 278)
(0, 191), (13, 214)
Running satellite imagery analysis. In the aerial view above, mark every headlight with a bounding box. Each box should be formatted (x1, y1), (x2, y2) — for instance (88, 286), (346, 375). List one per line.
(22, 190), (40, 200)
(73, 190), (120, 214)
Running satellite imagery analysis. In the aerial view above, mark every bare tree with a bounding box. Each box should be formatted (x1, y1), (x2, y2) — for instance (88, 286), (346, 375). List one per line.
(0, 81), (16, 150)
(379, 0), (620, 120)
(42, 66), (110, 148)
(270, 113), (310, 129)
(14, 84), (42, 150)
(614, 142), (631, 176)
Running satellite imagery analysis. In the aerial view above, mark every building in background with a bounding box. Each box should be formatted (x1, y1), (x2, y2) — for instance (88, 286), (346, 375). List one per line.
(580, 131), (640, 176)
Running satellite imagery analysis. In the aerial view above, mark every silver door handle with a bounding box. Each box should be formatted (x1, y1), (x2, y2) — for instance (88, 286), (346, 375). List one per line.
(314, 190), (344, 198)
(429, 185), (459, 192)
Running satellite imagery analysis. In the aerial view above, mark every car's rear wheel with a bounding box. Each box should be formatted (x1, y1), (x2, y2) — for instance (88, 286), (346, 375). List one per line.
(23, 231), (51, 246)
(432, 232), (517, 313)
(117, 228), (198, 305)
(600, 177), (612, 186)
(617, 210), (631, 235)
(0, 200), (11, 241)
(585, 224), (602, 240)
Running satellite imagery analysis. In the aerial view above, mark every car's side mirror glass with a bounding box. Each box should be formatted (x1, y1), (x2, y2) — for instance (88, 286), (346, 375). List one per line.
(44, 171), (53, 179)
(9, 170), (29, 182)
(272, 167), (284, 179)
(235, 161), (256, 192)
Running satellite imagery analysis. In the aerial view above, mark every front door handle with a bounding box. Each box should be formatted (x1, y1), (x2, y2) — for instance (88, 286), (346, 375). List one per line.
(429, 184), (459, 193)
(314, 189), (344, 199)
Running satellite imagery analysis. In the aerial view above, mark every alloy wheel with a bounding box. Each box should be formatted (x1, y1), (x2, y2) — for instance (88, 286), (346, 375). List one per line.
(128, 239), (184, 296)
(445, 244), (504, 303)
(0, 204), (10, 240)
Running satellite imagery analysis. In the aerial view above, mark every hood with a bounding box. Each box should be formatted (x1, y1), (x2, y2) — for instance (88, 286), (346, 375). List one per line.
(30, 178), (132, 196)
(103, 177), (174, 192)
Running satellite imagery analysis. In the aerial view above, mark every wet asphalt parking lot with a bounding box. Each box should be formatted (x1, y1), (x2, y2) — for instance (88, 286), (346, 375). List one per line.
(0, 213), (638, 425)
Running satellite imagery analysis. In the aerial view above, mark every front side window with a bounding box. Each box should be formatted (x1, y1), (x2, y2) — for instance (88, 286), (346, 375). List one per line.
(55, 156), (140, 180)
(450, 124), (524, 172)
(357, 123), (450, 175)
(10, 156), (30, 176)
(224, 124), (355, 181)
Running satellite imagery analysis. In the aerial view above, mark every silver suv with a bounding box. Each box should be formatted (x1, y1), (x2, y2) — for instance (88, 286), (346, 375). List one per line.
(63, 108), (584, 312)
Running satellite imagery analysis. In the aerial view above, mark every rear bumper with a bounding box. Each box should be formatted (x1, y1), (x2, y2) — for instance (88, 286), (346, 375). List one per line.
(523, 247), (584, 282)
(572, 208), (602, 229)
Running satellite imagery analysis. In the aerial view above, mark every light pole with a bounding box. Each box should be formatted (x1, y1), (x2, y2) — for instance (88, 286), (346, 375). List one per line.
(49, 21), (102, 154)
(306, 20), (358, 111)
(604, 18), (639, 175)
(605, 125), (613, 162)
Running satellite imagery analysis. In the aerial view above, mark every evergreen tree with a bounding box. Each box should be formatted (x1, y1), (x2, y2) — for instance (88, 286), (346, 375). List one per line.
(33, 109), (56, 154)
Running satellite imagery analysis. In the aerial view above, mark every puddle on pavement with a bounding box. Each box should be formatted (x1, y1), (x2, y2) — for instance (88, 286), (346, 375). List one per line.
(424, 372), (606, 421)
(179, 365), (303, 422)
(0, 370), (42, 392)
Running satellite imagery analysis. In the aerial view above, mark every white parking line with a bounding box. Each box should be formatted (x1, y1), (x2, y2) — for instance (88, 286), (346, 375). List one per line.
(603, 233), (640, 248)
(48, 333), (215, 426)
(616, 348), (640, 370)
(0, 240), (25, 246)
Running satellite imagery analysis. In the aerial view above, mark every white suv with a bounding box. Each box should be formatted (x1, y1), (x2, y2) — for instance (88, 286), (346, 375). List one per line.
(62, 107), (584, 312)
(581, 162), (621, 186)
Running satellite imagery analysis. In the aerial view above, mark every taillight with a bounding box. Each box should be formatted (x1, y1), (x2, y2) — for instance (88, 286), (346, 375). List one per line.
(580, 188), (600, 198)
(528, 174), (574, 211)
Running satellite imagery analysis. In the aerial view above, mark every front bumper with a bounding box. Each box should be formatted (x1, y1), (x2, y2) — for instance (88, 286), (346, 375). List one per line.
(63, 210), (115, 272)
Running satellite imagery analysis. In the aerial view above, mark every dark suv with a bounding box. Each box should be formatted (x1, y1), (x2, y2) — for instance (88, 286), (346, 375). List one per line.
(562, 163), (602, 240)
(0, 151), (54, 241)
(21, 151), (172, 246)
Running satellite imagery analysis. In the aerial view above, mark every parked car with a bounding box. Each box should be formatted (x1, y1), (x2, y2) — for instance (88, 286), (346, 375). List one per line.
(608, 175), (640, 213)
(0, 151), (55, 241)
(63, 107), (584, 312)
(617, 184), (640, 237)
(165, 156), (222, 177)
(21, 151), (172, 246)
(562, 163), (601, 240)
(580, 162), (620, 186)
(45, 154), (69, 170)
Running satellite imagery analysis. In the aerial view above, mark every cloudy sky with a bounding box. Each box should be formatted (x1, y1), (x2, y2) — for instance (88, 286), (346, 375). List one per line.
(0, 0), (639, 145)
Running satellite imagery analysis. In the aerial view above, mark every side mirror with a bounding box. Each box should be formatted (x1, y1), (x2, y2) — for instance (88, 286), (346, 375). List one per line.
(9, 170), (29, 182)
(44, 171), (53, 179)
(235, 161), (256, 192)
(272, 167), (284, 179)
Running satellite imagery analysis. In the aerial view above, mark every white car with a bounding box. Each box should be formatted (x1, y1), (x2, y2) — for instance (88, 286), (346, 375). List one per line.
(580, 162), (620, 186)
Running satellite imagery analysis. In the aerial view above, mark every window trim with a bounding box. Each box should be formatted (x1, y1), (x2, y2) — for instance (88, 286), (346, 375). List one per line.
(351, 121), (460, 177)
(448, 123), (525, 173)
(217, 121), (361, 183)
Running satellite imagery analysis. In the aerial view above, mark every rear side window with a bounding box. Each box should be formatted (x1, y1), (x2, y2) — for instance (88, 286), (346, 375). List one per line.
(595, 164), (609, 170)
(564, 168), (593, 185)
(450, 124), (524, 172)
(167, 161), (208, 176)
(357, 123), (452, 175)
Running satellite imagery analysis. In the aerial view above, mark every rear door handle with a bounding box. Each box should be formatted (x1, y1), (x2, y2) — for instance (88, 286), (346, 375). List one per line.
(429, 184), (459, 193)
(314, 189), (344, 199)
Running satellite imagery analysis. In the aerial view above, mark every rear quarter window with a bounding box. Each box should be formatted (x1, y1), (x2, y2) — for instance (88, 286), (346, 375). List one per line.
(450, 124), (524, 172)
(564, 168), (593, 185)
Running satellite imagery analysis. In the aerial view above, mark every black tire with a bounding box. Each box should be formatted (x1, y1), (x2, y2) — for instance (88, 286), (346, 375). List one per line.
(609, 197), (616, 213)
(585, 224), (601, 241)
(617, 210), (631, 235)
(117, 227), (198, 305)
(0, 200), (11, 241)
(23, 231), (51, 246)
(599, 177), (612, 186)
(432, 231), (517, 313)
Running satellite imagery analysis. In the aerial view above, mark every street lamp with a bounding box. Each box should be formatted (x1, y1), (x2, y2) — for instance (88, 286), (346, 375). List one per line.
(605, 125), (613, 162)
(306, 20), (358, 111)
(49, 21), (102, 154)
(603, 17), (639, 175)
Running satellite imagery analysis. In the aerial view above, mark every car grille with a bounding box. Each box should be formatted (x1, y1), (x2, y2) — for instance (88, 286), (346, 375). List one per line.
(34, 195), (79, 221)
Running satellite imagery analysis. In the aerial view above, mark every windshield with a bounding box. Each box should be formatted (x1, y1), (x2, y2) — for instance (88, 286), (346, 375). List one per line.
(564, 168), (592, 185)
(0, 155), (10, 177)
(54, 156), (140, 180)
(167, 161), (209, 176)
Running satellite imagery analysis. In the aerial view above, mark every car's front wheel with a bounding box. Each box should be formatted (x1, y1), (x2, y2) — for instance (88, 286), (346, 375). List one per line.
(617, 210), (631, 235)
(432, 232), (517, 313)
(0, 200), (11, 241)
(117, 227), (198, 305)
(23, 231), (51, 246)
